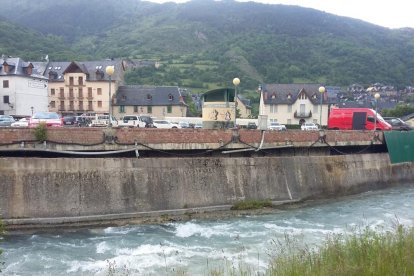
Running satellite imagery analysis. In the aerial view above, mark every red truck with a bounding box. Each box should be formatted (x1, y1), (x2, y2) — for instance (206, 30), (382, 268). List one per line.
(328, 108), (392, 130)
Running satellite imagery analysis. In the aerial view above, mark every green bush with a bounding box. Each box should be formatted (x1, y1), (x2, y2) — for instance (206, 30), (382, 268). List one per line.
(33, 123), (48, 142)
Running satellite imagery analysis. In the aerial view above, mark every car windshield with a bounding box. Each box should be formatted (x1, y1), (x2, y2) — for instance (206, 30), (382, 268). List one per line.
(33, 112), (59, 119)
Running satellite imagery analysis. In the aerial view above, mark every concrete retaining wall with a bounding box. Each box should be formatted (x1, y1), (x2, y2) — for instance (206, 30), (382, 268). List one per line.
(1, 153), (413, 228)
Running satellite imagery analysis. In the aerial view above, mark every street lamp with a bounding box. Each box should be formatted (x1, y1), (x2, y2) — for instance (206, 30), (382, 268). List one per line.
(374, 93), (380, 131)
(105, 65), (115, 127)
(30, 106), (34, 116)
(233, 77), (240, 128)
(319, 86), (326, 128)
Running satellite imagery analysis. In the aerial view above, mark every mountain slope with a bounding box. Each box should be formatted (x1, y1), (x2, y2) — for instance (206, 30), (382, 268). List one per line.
(2, 0), (414, 88)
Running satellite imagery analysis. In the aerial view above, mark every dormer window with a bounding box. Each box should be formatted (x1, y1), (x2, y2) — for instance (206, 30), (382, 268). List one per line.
(271, 93), (276, 99)
(147, 94), (152, 100)
(312, 94), (317, 99)
(287, 94), (292, 99)
(121, 95), (127, 101)
(168, 94), (174, 101)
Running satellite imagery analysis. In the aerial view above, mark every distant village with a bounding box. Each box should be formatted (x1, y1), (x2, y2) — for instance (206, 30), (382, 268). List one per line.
(1, 55), (414, 127)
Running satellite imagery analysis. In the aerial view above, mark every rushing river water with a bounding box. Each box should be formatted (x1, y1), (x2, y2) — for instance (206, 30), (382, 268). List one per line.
(2, 184), (414, 275)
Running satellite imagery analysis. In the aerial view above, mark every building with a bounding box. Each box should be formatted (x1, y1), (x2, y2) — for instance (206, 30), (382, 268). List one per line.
(237, 95), (252, 118)
(45, 60), (124, 116)
(113, 85), (187, 119)
(0, 56), (49, 116)
(258, 83), (329, 126)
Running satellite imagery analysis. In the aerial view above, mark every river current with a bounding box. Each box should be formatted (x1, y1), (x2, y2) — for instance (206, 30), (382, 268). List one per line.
(2, 184), (414, 275)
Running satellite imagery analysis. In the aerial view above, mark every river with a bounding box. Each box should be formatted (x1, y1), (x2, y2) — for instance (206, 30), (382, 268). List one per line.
(2, 184), (414, 275)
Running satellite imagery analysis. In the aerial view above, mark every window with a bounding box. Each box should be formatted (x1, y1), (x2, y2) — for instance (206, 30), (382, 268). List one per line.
(270, 104), (277, 113)
(3, 80), (9, 88)
(50, 101), (56, 108)
(69, 76), (74, 85)
(147, 94), (152, 100)
(79, 101), (83, 110)
(288, 104), (292, 112)
(134, 106), (138, 112)
(97, 88), (102, 95)
(88, 101), (93, 110)
(88, 89), (93, 98)
(60, 101), (65, 110)
(167, 106), (172, 113)
(287, 119), (292, 124)
(147, 106), (152, 113)
(78, 76), (83, 85)
(3, 95), (9, 104)
(69, 88), (74, 98)
(313, 105), (319, 113)
(51, 88), (55, 96)
(168, 94), (174, 101)
(98, 101), (102, 108)
(119, 106), (125, 113)
(78, 88), (83, 98)
(69, 101), (74, 110)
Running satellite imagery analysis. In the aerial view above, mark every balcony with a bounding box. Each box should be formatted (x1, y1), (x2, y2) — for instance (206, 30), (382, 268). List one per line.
(58, 95), (65, 100)
(294, 110), (312, 118)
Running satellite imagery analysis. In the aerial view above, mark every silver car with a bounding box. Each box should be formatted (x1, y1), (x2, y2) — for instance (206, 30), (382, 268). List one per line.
(301, 122), (319, 130)
(0, 115), (15, 127)
(268, 122), (287, 131)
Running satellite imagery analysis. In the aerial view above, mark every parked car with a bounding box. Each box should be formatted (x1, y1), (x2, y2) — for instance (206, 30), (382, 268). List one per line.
(153, 120), (179, 129)
(63, 115), (77, 125)
(178, 121), (190, 128)
(268, 122), (287, 131)
(247, 122), (258, 129)
(383, 117), (414, 131)
(194, 123), (203, 129)
(89, 114), (118, 127)
(0, 115), (15, 127)
(11, 117), (29, 127)
(139, 115), (154, 128)
(29, 112), (63, 127)
(118, 115), (147, 128)
(301, 122), (319, 131)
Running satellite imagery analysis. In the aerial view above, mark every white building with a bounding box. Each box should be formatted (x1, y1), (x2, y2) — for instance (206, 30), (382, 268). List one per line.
(0, 57), (49, 117)
(258, 83), (329, 126)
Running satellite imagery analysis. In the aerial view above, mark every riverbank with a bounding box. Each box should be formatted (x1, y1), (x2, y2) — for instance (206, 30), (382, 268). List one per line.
(2, 153), (414, 232)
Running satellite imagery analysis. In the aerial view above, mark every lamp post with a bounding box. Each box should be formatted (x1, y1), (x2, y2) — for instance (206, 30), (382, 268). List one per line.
(30, 106), (34, 116)
(374, 93), (380, 131)
(318, 86), (326, 128)
(105, 65), (115, 127)
(233, 77), (240, 128)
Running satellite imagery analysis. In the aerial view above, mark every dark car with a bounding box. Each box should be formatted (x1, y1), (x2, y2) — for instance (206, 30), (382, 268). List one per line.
(139, 115), (154, 128)
(247, 122), (257, 129)
(383, 117), (414, 131)
(63, 116), (77, 125)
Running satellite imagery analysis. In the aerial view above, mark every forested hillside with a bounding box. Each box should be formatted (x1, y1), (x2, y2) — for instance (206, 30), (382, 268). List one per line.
(2, 0), (414, 90)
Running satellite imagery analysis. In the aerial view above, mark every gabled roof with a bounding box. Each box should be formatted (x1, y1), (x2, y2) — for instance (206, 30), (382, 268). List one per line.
(45, 59), (123, 82)
(261, 83), (327, 105)
(114, 85), (187, 106)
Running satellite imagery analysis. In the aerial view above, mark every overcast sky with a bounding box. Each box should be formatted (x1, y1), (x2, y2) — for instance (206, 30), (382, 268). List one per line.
(145, 0), (413, 29)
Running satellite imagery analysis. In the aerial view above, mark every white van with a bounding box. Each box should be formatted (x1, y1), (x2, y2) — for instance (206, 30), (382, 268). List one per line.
(89, 114), (118, 127)
(118, 115), (147, 128)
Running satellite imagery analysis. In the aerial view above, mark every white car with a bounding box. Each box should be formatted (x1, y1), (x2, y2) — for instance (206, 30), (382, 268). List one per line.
(301, 122), (319, 130)
(268, 122), (287, 131)
(11, 117), (29, 127)
(153, 120), (179, 129)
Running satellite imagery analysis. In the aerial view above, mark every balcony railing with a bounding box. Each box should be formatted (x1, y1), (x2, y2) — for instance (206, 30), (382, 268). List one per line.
(294, 110), (312, 118)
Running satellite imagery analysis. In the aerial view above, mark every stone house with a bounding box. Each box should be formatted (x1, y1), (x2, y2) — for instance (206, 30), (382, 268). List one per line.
(45, 60), (124, 116)
(113, 85), (187, 119)
(0, 56), (49, 116)
(258, 83), (329, 126)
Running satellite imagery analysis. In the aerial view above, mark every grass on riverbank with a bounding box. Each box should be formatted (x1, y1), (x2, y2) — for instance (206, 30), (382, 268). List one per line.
(106, 225), (414, 275)
(230, 199), (273, 210)
(267, 225), (414, 276)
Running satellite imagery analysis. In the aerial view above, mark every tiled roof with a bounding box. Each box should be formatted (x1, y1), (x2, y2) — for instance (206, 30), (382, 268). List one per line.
(261, 83), (327, 104)
(114, 85), (187, 106)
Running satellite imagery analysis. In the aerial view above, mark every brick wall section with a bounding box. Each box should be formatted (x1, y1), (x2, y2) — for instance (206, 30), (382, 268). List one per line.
(0, 128), (382, 146)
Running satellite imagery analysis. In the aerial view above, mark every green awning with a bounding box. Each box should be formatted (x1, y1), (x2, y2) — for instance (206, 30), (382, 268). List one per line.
(384, 131), (414, 164)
